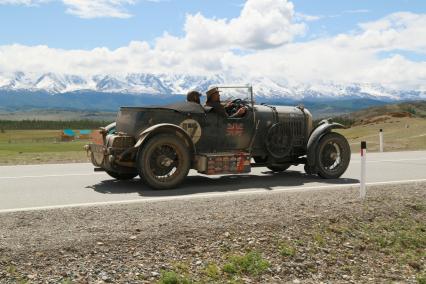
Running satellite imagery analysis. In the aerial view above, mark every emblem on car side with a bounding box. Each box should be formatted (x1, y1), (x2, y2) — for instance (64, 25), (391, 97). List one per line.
(180, 119), (202, 143)
(226, 123), (244, 136)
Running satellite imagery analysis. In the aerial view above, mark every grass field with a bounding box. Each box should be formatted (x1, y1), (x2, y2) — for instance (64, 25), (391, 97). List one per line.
(0, 130), (90, 165)
(338, 117), (426, 153)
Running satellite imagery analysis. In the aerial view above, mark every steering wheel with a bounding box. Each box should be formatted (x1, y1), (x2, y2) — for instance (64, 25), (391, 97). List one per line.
(226, 99), (246, 116)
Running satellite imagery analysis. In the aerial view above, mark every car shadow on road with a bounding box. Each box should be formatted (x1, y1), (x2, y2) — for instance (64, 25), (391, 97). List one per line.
(87, 169), (359, 197)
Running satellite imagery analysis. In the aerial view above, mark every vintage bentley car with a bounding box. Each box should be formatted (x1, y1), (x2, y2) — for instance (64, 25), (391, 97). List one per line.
(86, 86), (351, 189)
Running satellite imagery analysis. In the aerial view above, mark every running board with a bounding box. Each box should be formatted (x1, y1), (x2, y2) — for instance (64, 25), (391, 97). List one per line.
(251, 157), (307, 168)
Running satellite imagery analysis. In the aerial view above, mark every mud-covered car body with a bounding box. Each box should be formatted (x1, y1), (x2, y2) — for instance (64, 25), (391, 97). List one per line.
(86, 86), (351, 189)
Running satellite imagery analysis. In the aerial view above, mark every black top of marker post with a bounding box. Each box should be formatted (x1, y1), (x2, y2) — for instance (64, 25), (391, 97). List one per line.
(361, 141), (367, 149)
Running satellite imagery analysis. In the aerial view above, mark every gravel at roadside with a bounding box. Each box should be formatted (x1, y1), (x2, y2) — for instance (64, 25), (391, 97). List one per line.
(0, 182), (425, 283)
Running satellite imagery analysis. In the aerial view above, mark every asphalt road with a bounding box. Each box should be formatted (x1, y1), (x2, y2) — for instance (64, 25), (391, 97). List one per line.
(1, 151), (426, 213)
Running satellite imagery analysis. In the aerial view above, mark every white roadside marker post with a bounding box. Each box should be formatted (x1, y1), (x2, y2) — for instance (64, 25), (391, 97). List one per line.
(360, 141), (367, 199)
(379, 129), (384, 152)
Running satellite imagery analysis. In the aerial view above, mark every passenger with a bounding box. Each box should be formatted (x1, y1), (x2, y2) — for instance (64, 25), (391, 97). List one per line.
(186, 90), (202, 104)
(205, 87), (247, 118)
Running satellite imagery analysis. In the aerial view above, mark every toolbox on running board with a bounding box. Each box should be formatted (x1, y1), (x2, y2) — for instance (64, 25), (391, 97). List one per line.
(195, 152), (251, 175)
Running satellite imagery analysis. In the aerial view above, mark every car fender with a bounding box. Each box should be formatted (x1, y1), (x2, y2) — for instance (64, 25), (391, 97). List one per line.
(134, 123), (196, 155)
(306, 120), (346, 167)
(99, 122), (116, 135)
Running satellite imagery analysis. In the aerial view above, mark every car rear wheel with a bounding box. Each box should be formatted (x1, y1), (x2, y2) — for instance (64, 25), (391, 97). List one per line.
(315, 132), (351, 179)
(137, 134), (190, 190)
(106, 170), (138, 180)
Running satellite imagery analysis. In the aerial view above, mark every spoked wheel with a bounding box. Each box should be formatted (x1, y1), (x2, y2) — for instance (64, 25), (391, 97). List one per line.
(137, 134), (190, 189)
(315, 132), (351, 179)
(106, 170), (138, 181)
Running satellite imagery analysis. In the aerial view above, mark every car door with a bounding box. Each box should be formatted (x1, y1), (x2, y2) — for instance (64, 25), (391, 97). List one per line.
(187, 111), (221, 153)
(218, 108), (254, 152)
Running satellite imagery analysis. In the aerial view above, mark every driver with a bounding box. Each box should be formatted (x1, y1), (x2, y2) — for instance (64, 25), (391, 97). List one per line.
(205, 87), (247, 118)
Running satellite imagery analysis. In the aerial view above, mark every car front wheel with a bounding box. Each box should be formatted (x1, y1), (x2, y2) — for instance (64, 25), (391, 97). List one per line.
(315, 132), (351, 179)
(137, 134), (190, 190)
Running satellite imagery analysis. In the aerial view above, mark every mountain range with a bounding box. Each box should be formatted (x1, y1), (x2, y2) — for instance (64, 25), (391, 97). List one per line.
(1, 72), (425, 116)
(1, 71), (426, 101)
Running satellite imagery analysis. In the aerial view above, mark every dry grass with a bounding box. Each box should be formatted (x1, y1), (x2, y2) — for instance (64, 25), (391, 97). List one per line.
(338, 117), (426, 153)
(0, 130), (90, 165)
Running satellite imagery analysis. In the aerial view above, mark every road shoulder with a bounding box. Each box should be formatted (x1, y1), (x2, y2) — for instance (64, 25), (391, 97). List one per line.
(0, 183), (425, 283)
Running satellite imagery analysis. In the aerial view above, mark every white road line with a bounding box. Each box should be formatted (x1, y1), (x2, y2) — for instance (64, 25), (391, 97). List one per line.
(0, 173), (105, 180)
(1, 178), (426, 214)
(0, 162), (91, 168)
(1, 151), (424, 169)
(350, 158), (426, 163)
(1, 158), (425, 180)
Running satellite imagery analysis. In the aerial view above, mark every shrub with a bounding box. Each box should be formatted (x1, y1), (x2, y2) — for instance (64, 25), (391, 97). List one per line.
(223, 251), (270, 276)
(157, 271), (192, 284)
(203, 263), (220, 279)
(279, 242), (296, 257)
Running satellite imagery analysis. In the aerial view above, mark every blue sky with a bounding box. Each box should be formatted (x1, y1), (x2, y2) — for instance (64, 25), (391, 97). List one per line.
(0, 0), (425, 90)
(0, 0), (425, 50)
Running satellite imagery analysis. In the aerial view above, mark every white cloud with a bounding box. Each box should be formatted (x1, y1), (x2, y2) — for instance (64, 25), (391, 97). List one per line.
(62, 0), (136, 19)
(0, 0), (137, 18)
(236, 12), (426, 88)
(183, 0), (306, 50)
(295, 12), (322, 22)
(0, 0), (48, 5)
(343, 9), (370, 14)
(354, 12), (426, 53)
(0, 0), (425, 91)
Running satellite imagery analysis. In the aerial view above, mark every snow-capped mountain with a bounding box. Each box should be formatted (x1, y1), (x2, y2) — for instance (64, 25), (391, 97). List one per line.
(0, 71), (425, 101)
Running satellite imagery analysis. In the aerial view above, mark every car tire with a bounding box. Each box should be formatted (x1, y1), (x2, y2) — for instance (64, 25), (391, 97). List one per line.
(267, 164), (290, 172)
(315, 132), (351, 179)
(106, 170), (138, 180)
(254, 157), (267, 163)
(137, 134), (190, 190)
(304, 164), (314, 175)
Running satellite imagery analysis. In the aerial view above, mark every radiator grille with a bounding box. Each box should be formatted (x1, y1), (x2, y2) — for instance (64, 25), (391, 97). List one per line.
(282, 117), (304, 137)
(111, 135), (135, 149)
(265, 117), (305, 159)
